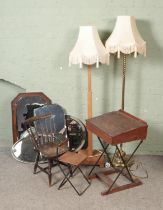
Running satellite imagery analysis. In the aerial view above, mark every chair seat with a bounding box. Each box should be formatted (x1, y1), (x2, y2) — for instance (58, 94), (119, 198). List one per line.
(58, 151), (87, 166)
(38, 142), (67, 158)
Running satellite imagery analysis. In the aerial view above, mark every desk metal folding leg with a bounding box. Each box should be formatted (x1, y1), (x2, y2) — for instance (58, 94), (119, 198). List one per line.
(86, 110), (148, 196)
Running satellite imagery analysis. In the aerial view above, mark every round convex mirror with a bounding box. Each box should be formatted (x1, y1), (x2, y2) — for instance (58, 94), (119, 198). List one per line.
(65, 115), (88, 152)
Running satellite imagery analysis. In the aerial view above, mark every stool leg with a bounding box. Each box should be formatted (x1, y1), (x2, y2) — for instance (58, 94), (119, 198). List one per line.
(68, 164), (73, 177)
(78, 166), (91, 185)
(59, 167), (76, 189)
(58, 164), (91, 196)
(58, 164), (81, 195)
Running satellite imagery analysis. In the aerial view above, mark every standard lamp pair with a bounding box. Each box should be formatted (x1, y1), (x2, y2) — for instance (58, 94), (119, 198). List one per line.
(69, 16), (146, 164)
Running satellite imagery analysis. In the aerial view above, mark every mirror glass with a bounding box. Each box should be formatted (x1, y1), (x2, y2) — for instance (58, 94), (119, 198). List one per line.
(11, 129), (37, 163)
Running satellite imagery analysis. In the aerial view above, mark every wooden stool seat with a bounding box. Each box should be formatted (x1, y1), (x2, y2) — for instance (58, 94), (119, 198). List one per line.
(58, 151), (87, 166)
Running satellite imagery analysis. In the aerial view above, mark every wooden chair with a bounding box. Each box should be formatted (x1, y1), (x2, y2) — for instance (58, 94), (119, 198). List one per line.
(34, 104), (90, 195)
(24, 114), (68, 186)
(25, 104), (90, 195)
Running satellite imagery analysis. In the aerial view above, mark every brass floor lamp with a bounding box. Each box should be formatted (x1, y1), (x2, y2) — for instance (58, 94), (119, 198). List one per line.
(69, 26), (108, 165)
(105, 16), (146, 167)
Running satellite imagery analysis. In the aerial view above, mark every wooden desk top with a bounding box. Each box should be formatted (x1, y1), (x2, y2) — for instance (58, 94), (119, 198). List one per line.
(86, 110), (148, 145)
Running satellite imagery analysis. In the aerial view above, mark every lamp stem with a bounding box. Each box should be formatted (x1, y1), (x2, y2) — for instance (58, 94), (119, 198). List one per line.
(87, 65), (93, 156)
(121, 54), (126, 110)
(120, 54), (127, 150)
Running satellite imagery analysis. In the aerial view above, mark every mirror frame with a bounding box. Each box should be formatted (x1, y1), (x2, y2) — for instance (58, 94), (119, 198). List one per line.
(11, 92), (51, 144)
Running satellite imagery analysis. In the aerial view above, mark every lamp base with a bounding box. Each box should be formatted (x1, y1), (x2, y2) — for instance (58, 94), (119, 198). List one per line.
(112, 148), (135, 168)
(79, 149), (105, 167)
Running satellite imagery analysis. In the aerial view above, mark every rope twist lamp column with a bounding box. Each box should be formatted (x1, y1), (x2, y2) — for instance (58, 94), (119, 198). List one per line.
(69, 26), (108, 165)
(105, 16), (146, 167)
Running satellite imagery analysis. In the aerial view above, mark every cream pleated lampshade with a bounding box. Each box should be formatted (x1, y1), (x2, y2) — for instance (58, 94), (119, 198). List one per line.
(69, 26), (108, 68)
(105, 16), (146, 58)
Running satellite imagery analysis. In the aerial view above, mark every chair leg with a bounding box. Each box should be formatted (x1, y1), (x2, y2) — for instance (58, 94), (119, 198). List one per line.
(48, 159), (52, 187)
(33, 152), (40, 174)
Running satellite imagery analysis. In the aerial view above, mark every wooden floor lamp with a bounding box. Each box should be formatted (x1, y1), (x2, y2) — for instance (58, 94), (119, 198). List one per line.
(69, 26), (108, 166)
(105, 16), (146, 167)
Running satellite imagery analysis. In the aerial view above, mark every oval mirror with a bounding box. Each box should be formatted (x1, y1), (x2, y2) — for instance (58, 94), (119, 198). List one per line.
(11, 133), (37, 163)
